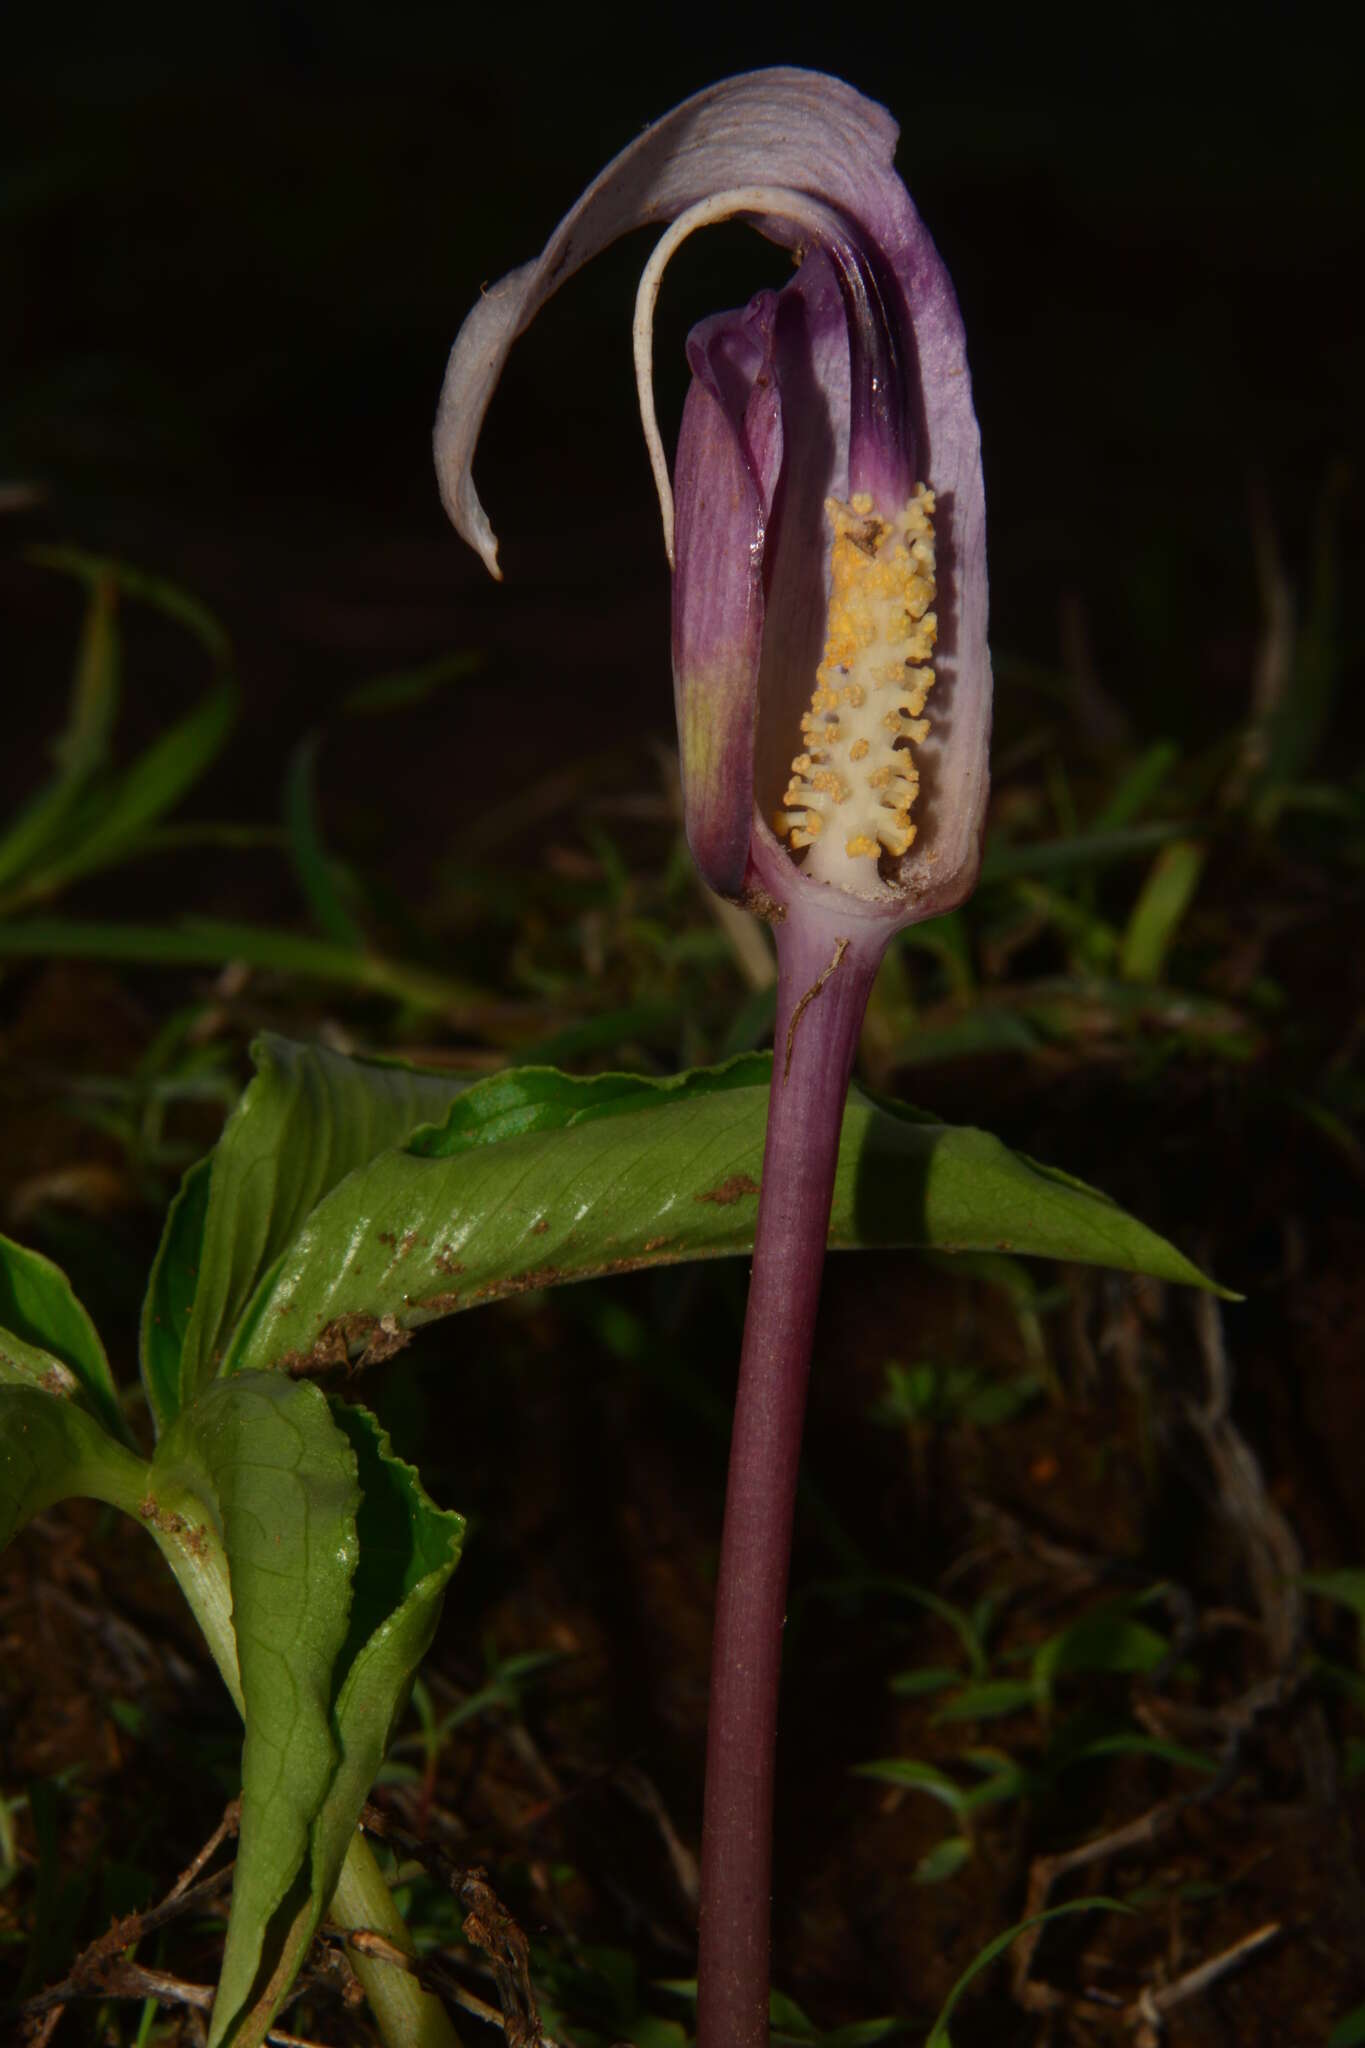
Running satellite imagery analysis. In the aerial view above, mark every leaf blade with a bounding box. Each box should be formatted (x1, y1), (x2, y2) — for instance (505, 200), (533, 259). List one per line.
(178, 1035), (475, 1416)
(309, 1402), (463, 1913)
(0, 1387), (148, 1547)
(220, 1055), (1224, 1378)
(150, 1373), (360, 2048)
(0, 569), (120, 892)
(284, 733), (365, 950)
(140, 1156), (213, 1437)
(0, 916), (490, 1016)
(0, 1231), (124, 1439)
(22, 682), (238, 901)
(924, 1897), (1130, 2046)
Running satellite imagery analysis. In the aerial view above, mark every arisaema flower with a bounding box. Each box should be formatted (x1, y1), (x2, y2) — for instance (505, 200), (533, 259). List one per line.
(435, 68), (989, 2048)
(437, 69), (989, 936)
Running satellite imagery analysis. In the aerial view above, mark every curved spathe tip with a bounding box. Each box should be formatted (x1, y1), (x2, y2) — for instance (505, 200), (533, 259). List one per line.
(433, 68), (908, 576)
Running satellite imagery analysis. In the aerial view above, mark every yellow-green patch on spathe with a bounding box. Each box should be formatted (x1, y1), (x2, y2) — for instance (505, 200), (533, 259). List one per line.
(679, 660), (736, 800)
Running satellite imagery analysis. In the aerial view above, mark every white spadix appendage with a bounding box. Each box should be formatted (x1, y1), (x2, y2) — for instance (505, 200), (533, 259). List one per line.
(776, 486), (936, 889)
(633, 185), (858, 567)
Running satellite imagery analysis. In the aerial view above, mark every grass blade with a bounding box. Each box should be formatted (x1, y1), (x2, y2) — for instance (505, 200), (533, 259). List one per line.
(924, 1897), (1129, 2045)
(1117, 839), (1206, 982)
(284, 732), (365, 949)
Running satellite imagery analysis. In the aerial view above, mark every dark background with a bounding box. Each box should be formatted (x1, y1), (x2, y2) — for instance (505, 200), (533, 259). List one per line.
(4, 3), (1361, 854)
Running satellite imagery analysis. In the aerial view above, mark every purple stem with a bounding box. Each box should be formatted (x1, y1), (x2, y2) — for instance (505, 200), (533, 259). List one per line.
(696, 907), (887, 2048)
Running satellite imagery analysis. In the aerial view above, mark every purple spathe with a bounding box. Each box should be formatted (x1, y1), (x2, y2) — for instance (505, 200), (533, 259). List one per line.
(434, 67), (990, 921)
(669, 224), (989, 923)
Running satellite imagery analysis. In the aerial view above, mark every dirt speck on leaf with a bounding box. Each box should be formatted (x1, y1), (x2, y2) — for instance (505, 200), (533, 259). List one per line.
(136, 1496), (208, 1556)
(472, 1266), (568, 1301)
(280, 1311), (411, 1377)
(695, 1174), (760, 1207)
(416, 1289), (463, 1315)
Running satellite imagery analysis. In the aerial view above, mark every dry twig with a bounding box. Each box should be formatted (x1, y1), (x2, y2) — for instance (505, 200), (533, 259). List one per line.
(1129, 1921), (1281, 2045)
(356, 1806), (552, 2045)
(11, 1804), (238, 2041)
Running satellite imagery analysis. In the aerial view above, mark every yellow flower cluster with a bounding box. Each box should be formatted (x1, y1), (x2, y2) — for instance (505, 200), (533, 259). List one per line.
(776, 485), (936, 887)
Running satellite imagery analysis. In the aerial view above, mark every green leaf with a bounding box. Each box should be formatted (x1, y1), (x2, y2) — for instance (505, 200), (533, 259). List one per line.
(933, 1678), (1040, 1724)
(853, 1751), (1028, 1834)
(342, 649), (482, 716)
(173, 1036), (474, 1420)
(219, 1052), (1222, 1378)
(816, 2023), (904, 2048)
(24, 682), (237, 900)
(0, 916), (491, 1016)
(849, 1759), (972, 1820)
(49, 565), (123, 780)
(958, 1750), (1032, 1815)
(140, 1156), (213, 1437)
(150, 1374), (360, 2048)
(28, 546), (232, 669)
(1090, 742), (1182, 832)
(628, 2019), (691, 2048)
(873, 1579), (991, 1676)
(0, 569), (120, 893)
(979, 820), (1192, 884)
(1033, 1602), (1170, 1695)
(308, 1401), (462, 1906)
(1059, 1732), (1217, 1777)
(0, 1387), (148, 1548)
(1118, 839), (1207, 982)
(0, 1231), (124, 1439)
(768, 1989), (816, 2036)
(1310, 1654), (1365, 1709)
(663, 1984), (904, 2047)
(136, 1382), (463, 2046)
(883, 1006), (1043, 1069)
(212, 1399), (463, 2048)
(913, 1836), (973, 1885)
(285, 734), (365, 949)
(888, 1666), (964, 1700)
(1301, 1569), (1365, 1623)
(1329, 2004), (1365, 2048)
(766, 1990), (903, 2047)
(1253, 463), (1346, 823)
(405, 1054), (770, 1155)
(0, 553), (235, 918)
(923, 1897), (1130, 2046)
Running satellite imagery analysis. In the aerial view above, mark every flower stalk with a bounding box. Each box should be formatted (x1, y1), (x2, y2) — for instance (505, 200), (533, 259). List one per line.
(698, 914), (882, 2048)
